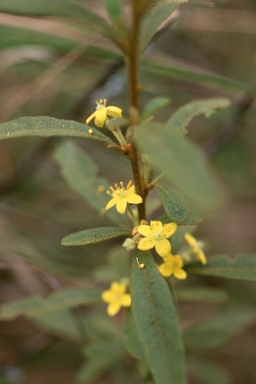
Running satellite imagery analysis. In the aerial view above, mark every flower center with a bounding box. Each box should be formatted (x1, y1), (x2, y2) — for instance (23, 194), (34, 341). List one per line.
(119, 189), (126, 198)
(154, 231), (163, 241)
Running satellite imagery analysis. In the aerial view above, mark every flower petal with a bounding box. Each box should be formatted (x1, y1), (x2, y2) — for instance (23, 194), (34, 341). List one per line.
(106, 106), (122, 118)
(173, 268), (187, 280)
(94, 108), (107, 127)
(150, 221), (163, 232)
(137, 225), (153, 237)
(107, 301), (121, 316)
(138, 237), (156, 251)
(155, 238), (171, 257)
(128, 185), (135, 193)
(116, 199), (127, 214)
(102, 290), (114, 303)
(105, 197), (118, 210)
(161, 223), (177, 238)
(159, 263), (173, 277)
(126, 193), (142, 205)
(198, 250), (207, 265)
(184, 233), (196, 246)
(86, 111), (96, 125)
(120, 294), (131, 307)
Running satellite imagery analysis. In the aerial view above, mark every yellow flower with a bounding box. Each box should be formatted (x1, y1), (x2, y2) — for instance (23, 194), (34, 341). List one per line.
(105, 181), (142, 214)
(184, 233), (207, 265)
(158, 254), (187, 279)
(101, 281), (131, 316)
(86, 99), (122, 128)
(137, 220), (177, 257)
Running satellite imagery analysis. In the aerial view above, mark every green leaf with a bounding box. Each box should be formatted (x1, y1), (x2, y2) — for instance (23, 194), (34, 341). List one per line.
(176, 286), (228, 303)
(141, 97), (170, 119)
(123, 309), (144, 359)
(186, 254), (256, 282)
(188, 358), (232, 384)
(79, 341), (125, 383)
(156, 184), (189, 223)
(135, 121), (221, 210)
(62, 227), (131, 246)
(179, 210), (204, 225)
(144, 58), (256, 97)
(131, 249), (186, 384)
(0, 117), (114, 145)
(140, 1), (188, 53)
(54, 141), (126, 226)
(184, 325), (228, 350)
(0, 0), (109, 31)
(105, 0), (122, 21)
(0, 288), (102, 320)
(167, 97), (231, 135)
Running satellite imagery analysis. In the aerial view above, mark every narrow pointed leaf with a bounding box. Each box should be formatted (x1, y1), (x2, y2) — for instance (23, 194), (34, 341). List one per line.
(0, 0), (109, 31)
(176, 286), (228, 303)
(140, 1), (188, 53)
(188, 358), (232, 384)
(156, 183), (189, 223)
(0, 288), (102, 320)
(184, 326), (228, 350)
(54, 141), (126, 226)
(123, 309), (144, 359)
(62, 227), (131, 246)
(105, 0), (122, 22)
(141, 97), (170, 119)
(135, 121), (221, 210)
(186, 254), (256, 282)
(0, 117), (114, 145)
(131, 249), (186, 384)
(167, 97), (231, 135)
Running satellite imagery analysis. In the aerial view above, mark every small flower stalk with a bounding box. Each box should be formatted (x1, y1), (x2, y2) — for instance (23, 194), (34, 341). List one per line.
(102, 281), (131, 316)
(137, 220), (177, 257)
(86, 99), (122, 128)
(105, 181), (142, 214)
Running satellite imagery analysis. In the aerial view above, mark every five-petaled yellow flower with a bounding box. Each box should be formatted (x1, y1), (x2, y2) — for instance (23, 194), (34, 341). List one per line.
(137, 221), (177, 257)
(105, 181), (142, 214)
(102, 281), (131, 316)
(185, 233), (207, 265)
(86, 99), (122, 128)
(158, 254), (187, 279)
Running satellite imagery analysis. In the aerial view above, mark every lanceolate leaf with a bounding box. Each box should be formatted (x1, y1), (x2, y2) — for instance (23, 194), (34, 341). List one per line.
(123, 309), (144, 359)
(167, 98), (231, 135)
(0, 0), (109, 31)
(180, 210), (204, 225)
(141, 97), (170, 119)
(54, 141), (127, 227)
(62, 227), (131, 246)
(131, 249), (186, 384)
(140, 1), (188, 54)
(156, 183), (189, 223)
(186, 254), (256, 282)
(0, 288), (102, 320)
(135, 122), (221, 210)
(0, 117), (114, 145)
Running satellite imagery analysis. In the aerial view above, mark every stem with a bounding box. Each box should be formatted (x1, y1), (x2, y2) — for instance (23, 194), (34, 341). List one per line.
(127, 2), (147, 222)
(127, 204), (139, 226)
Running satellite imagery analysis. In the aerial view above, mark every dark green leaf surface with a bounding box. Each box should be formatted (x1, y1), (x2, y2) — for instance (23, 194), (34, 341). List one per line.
(140, 1), (188, 53)
(54, 141), (126, 226)
(62, 227), (131, 246)
(186, 254), (256, 282)
(123, 309), (144, 359)
(180, 210), (204, 225)
(105, 0), (122, 21)
(0, 117), (114, 145)
(0, 288), (102, 320)
(141, 97), (170, 119)
(156, 183), (189, 223)
(167, 98), (230, 135)
(144, 58), (256, 97)
(135, 121), (221, 210)
(131, 249), (186, 384)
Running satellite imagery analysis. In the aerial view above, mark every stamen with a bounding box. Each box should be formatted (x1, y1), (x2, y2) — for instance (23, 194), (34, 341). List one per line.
(106, 190), (111, 195)
(100, 99), (103, 103)
(127, 180), (132, 189)
(115, 183), (118, 188)
(110, 186), (115, 192)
